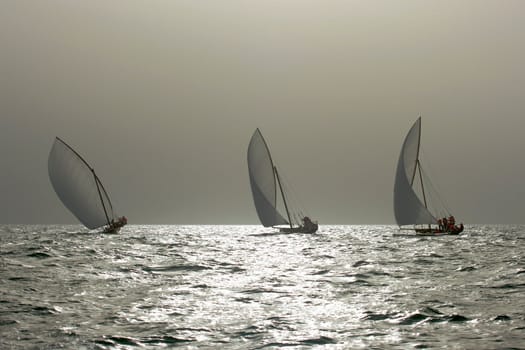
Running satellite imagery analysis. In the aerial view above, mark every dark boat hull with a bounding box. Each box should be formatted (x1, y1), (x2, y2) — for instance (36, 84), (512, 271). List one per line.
(102, 217), (127, 234)
(414, 225), (464, 235)
(102, 226), (121, 234)
(279, 224), (318, 234)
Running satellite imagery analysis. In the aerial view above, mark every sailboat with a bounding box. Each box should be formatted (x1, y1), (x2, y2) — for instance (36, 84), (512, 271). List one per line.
(393, 117), (463, 235)
(247, 128), (318, 234)
(48, 137), (127, 234)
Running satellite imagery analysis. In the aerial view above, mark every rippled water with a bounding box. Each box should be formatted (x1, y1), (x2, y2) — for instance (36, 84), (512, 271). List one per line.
(1, 225), (524, 349)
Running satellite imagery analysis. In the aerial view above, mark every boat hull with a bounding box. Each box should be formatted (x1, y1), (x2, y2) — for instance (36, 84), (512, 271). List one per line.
(414, 225), (464, 235)
(102, 226), (121, 234)
(102, 217), (128, 234)
(278, 224), (318, 234)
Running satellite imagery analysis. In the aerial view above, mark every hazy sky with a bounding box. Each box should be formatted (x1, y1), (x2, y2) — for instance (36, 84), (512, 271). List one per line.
(1, 1), (525, 224)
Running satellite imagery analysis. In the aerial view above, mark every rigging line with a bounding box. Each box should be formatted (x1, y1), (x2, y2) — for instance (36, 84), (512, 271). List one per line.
(274, 167), (293, 230)
(418, 149), (453, 214)
(418, 150), (447, 189)
(280, 174), (307, 226)
(93, 171), (111, 226)
(277, 168), (310, 219)
(416, 165), (441, 216)
(422, 185), (445, 217)
(95, 173), (115, 217)
(280, 179), (303, 218)
(282, 183), (306, 226)
(410, 117), (423, 187)
(293, 212), (302, 226)
(417, 160), (428, 209)
(418, 161), (452, 215)
(412, 163), (445, 219)
(271, 164), (293, 225)
(416, 160), (431, 231)
(425, 175), (451, 217)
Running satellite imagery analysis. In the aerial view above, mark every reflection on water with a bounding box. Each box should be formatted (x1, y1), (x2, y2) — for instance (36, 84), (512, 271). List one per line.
(0, 225), (524, 349)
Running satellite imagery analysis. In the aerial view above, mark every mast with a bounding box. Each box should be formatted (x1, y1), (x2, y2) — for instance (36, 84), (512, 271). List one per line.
(415, 118), (431, 231)
(417, 160), (432, 230)
(93, 172), (111, 226)
(410, 117), (423, 186)
(274, 166), (293, 230)
(416, 161), (428, 209)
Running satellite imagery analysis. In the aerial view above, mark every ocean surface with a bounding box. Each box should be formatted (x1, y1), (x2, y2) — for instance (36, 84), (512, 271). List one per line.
(0, 225), (524, 349)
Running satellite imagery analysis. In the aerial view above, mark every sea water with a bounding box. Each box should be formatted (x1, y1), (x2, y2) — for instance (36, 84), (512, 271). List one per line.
(0, 225), (524, 349)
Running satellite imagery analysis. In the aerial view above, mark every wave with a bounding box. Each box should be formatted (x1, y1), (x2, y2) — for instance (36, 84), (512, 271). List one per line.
(31, 305), (62, 316)
(26, 252), (52, 259)
(95, 335), (194, 347)
(241, 288), (286, 294)
(142, 264), (210, 273)
(300, 336), (337, 345)
(393, 309), (471, 325)
(361, 307), (471, 325)
(141, 335), (194, 345)
(488, 283), (525, 289)
(493, 315), (511, 321)
(457, 265), (477, 272)
(3, 224), (525, 349)
(361, 311), (400, 321)
(353, 260), (371, 267)
(254, 336), (337, 349)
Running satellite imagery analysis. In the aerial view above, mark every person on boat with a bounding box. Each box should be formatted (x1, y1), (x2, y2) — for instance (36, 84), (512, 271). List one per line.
(437, 218), (443, 231)
(116, 216), (127, 228)
(302, 216), (315, 231)
(107, 216), (127, 230)
(446, 215), (455, 232)
(302, 216), (311, 226)
(453, 222), (463, 232)
(442, 217), (448, 232)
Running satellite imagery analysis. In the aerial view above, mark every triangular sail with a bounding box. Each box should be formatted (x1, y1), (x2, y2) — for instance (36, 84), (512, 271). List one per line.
(247, 129), (289, 227)
(48, 137), (115, 229)
(393, 118), (437, 226)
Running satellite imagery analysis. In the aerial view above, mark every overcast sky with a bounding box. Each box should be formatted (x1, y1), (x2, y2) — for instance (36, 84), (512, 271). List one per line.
(1, 1), (524, 224)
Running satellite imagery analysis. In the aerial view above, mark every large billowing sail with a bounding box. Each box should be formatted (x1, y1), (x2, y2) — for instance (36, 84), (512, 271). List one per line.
(393, 118), (437, 226)
(247, 129), (289, 227)
(48, 137), (115, 229)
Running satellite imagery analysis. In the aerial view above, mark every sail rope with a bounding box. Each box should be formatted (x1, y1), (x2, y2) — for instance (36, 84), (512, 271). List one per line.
(418, 156), (453, 218)
(276, 167), (311, 226)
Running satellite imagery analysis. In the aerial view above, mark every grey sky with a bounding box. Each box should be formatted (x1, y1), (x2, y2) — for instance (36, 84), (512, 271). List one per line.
(1, 1), (524, 224)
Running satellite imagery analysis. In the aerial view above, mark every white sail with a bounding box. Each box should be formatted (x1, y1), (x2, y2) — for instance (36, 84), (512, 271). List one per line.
(247, 129), (289, 227)
(393, 118), (437, 226)
(48, 137), (115, 229)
